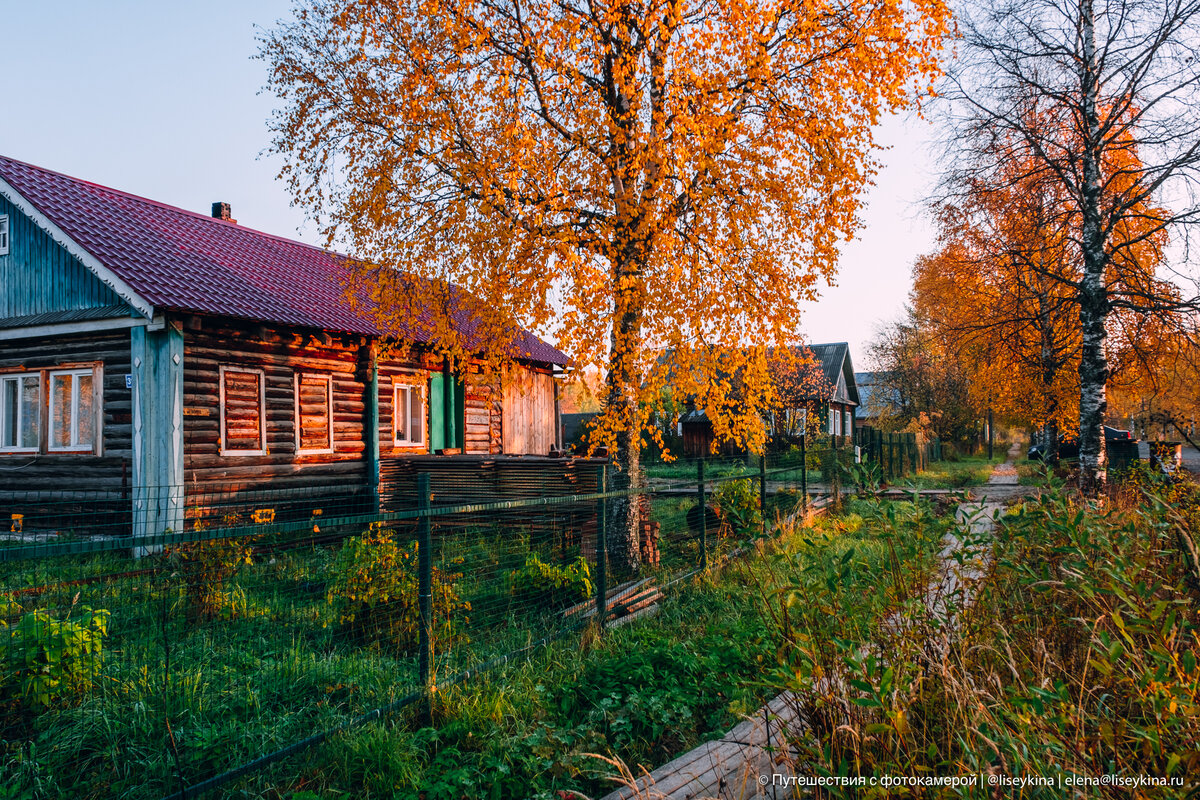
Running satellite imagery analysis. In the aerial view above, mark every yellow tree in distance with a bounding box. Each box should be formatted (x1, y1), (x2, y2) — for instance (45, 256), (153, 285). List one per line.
(915, 119), (1176, 463)
(261, 0), (951, 571)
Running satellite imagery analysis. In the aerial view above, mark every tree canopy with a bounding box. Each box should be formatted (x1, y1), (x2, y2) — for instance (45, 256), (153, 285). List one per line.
(943, 0), (1200, 490)
(261, 0), (950, 569)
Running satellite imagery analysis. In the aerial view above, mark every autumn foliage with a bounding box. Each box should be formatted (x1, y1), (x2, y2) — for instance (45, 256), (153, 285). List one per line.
(262, 0), (950, 456)
(913, 119), (1178, 451)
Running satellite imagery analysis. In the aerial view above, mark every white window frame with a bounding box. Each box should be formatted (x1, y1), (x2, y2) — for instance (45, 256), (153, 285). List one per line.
(294, 372), (334, 455)
(47, 367), (101, 453)
(0, 214), (9, 256)
(0, 371), (41, 453)
(393, 382), (426, 447)
(219, 366), (267, 456)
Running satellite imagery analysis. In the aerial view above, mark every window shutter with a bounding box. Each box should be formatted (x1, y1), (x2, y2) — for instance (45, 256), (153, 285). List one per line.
(429, 372), (446, 451)
(454, 377), (466, 449)
(222, 369), (264, 452)
(296, 374), (332, 452)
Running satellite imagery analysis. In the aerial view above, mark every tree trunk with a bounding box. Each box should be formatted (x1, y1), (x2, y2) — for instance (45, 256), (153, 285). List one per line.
(1077, 0), (1109, 494)
(604, 251), (645, 576)
(1038, 291), (1061, 465)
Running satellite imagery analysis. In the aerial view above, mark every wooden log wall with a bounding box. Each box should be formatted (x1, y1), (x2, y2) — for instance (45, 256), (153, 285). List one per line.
(0, 329), (132, 533)
(0, 329), (132, 492)
(377, 349), (439, 458)
(463, 365), (501, 455)
(182, 316), (369, 500)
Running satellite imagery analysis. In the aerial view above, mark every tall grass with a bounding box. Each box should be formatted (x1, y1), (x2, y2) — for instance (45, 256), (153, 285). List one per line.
(765, 475), (1200, 796)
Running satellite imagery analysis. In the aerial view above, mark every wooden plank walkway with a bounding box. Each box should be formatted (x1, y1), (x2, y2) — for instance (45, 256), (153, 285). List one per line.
(598, 691), (804, 800)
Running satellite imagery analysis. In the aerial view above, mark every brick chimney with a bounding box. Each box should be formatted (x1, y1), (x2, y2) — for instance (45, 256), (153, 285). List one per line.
(211, 202), (233, 222)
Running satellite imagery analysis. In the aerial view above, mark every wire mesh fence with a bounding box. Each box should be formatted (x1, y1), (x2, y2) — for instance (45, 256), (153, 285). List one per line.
(0, 440), (916, 798)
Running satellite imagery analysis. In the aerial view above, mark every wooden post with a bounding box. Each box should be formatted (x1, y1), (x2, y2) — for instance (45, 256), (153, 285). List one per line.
(367, 341), (380, 512)
(130, 322), (184, 556)
(595, 464), (608, 626)
(759, 453), (767, 539)
(417, 473), (433, 721)
(987, 408), (995, 460)
(697, 460), (708, 570)
(800, 434), (808, 512)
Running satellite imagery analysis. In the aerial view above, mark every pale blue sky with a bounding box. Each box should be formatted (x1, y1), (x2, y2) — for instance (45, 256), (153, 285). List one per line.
(0, 1), (938, 364)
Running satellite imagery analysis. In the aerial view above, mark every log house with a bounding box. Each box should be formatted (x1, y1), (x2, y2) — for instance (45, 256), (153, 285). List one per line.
(0, 155), (566, 536)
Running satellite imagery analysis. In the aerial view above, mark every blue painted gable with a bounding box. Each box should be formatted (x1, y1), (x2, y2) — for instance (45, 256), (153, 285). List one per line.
(0, 192), (130, 322)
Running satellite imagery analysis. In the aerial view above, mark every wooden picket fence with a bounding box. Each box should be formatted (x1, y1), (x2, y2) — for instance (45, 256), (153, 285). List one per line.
(852, 426), (942, 480)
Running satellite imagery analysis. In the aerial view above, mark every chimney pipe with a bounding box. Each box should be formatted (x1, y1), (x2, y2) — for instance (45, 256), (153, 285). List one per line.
(211, 202), (232, 221)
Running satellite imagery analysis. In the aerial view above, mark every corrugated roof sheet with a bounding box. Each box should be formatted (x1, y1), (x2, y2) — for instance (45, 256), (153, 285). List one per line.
(806, 340), (854, 402)
(0, 155), (567, 365)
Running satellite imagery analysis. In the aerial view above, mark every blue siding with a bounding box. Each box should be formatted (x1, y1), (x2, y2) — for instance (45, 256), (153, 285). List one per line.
(0, 193), (128, 319)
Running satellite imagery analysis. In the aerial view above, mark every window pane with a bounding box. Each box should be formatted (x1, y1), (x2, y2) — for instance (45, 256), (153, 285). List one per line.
(77, 374), (94, 446)
(395, 387), (408, 441)
(21, 376), (39, 449)
(2, 379), (14, 448)
(409, 388), (422, 444)
(52, 374), (72, 449)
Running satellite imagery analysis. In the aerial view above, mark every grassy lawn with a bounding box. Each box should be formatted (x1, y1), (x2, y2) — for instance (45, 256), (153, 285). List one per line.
(0, 494), (951, 799)
(893, 452), (1005, 490)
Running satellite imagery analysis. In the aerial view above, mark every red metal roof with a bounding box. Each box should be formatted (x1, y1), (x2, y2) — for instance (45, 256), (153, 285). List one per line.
(0, 154), (567, 365)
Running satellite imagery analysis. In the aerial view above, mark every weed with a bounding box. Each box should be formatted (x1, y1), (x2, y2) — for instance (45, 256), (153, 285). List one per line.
(327, 526), (470, 655)
(510, 554), (593, 610)
(1, 603), (110, 710)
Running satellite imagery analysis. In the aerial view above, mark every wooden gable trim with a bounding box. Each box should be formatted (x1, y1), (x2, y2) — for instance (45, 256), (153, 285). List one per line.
(0, 314), (154, 341)
(0, 175), (155, 319)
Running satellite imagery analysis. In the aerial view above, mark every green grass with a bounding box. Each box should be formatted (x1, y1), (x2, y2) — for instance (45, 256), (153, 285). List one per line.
(893, 453), (1005, 490)
(761, 471), (1200, 798)
(0, 494), (951, 800)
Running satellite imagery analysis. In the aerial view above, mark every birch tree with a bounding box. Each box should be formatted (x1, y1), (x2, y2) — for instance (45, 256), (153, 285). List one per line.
(946, 0), (1200, 491)
(261, 0), (950, 570)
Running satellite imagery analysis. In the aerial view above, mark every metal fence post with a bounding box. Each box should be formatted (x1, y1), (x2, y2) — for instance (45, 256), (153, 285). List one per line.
(697, 460), (708, 570)
(758, 453), (767, 538)
(595, 464), (607, 628)
(417, 472), (433, 721)
(799, 435), (808, 513)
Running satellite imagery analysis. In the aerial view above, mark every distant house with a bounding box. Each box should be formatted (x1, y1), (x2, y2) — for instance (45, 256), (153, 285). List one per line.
(854, 370), (901, 426)
(677, 342), (860, 456)
(0, 155), (567, 537)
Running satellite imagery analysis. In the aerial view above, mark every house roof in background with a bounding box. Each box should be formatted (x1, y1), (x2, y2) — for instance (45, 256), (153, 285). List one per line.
(854, 370), (901, 418)
(802, 342), (858, 407)
(0, 154), (567, 365)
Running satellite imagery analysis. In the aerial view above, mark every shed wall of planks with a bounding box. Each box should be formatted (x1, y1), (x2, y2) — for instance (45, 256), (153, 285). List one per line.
(501, 367), (556, 455)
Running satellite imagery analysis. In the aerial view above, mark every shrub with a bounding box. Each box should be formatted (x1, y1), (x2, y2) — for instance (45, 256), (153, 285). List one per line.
(1, 606), (110, 709)
(711, 479), (762, 537)
(168, 535), (255, 621)
(327, 525), (469, 654)
(509, 553), (592, 609)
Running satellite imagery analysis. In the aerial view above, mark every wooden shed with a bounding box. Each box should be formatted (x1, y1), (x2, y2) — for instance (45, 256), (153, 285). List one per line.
(0, 155), (566, 536)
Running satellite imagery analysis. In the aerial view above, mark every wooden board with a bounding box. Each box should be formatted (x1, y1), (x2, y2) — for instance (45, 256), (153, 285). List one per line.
(501, 366), (556, 455)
